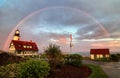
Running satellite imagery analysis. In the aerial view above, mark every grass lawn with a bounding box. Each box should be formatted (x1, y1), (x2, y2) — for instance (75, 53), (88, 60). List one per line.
(87, 64), (108, 78)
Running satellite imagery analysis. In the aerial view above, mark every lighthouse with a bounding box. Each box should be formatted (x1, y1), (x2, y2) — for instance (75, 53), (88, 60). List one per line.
(9, 29), (39, 56)
(13, 29), (20, 40)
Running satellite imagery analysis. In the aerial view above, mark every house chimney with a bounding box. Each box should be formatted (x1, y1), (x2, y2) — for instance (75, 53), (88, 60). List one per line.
(30, 40), (32, 42)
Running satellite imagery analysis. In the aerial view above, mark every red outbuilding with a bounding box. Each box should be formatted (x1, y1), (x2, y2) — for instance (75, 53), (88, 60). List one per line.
(90, 49), (110, 60)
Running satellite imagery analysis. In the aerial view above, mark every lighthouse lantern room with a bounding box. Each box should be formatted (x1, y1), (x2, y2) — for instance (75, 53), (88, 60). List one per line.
(13, 29), (20, 40)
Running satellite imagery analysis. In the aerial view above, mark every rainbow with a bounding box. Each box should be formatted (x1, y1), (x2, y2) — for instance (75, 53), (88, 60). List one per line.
(3, 6), (110, 51)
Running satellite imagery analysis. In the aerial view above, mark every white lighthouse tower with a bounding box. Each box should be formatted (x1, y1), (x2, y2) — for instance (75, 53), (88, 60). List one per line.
(13, 29), (20, 40)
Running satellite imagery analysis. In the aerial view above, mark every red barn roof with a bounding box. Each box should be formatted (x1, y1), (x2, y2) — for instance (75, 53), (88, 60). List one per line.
(90, 49), (110, 54)
(11, 40), (39, 51)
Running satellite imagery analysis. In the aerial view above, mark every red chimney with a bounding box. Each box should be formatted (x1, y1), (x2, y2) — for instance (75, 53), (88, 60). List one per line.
(30, 40), (32, 42)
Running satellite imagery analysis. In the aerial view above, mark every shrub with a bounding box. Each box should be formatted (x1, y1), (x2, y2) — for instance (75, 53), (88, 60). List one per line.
(103, 57), (110, 62)
(116, 53), (120, 58)
(96, 57), (111, 62)
(40, 54), (47, 59)
(0, 52), (24, 66)
(0, 63), (19, 78)
(18, 59), (50, 78)
(64, 54), (82, 67)
(110, 54), (119, 61)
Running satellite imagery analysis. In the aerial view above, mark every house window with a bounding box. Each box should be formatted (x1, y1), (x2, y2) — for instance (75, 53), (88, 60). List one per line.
(30, 46), (32, 48)
(97, 54), (100, 59)
(23, 45), (26, 48)
(91, 54), (94, 59)
(106, 54), (109, 58)
(11, 43), (14, 45)
(27, 46), (30, 48)
(100, 55), (103, 58)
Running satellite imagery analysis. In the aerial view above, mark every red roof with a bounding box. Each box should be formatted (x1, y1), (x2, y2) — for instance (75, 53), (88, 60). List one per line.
(90, 49), (110, 54)
(11, 40), (39, 51)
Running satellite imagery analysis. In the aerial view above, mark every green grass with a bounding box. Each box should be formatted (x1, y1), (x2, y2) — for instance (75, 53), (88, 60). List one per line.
(87, 64), (108, 78)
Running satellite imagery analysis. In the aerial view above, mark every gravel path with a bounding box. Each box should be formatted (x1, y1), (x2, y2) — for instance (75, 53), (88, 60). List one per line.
(101, 62), (120, 78)
(83, 60), (120, 78)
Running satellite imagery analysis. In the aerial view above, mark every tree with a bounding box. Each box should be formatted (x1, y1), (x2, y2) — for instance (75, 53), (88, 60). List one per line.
(44, 44), (63, 69)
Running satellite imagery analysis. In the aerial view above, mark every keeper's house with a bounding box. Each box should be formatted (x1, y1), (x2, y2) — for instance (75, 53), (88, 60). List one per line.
(9, 29), (39, 56)
(90, 49), (110, 60)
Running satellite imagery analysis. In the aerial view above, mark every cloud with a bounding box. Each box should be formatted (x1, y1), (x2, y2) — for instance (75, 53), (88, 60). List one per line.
(76, 23), (108, 40)
(1, 0), (120, 52)
(58, 37), (68, 44)
(91, 40), (120, 51)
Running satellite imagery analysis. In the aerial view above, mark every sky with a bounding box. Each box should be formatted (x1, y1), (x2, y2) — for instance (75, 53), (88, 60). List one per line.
(0, 0), (120, 53)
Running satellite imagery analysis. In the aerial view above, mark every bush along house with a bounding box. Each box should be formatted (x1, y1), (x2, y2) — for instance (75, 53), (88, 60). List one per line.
(9, 29), (39, 57)
(90, 49), (110, 60)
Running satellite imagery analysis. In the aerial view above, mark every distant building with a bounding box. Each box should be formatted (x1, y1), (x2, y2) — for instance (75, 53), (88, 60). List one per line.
(90, 49), (110, 60)
(9, 29), (39, 56)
